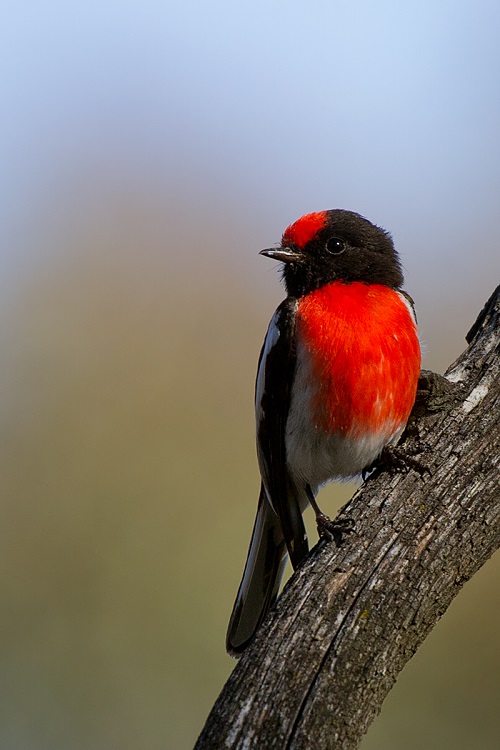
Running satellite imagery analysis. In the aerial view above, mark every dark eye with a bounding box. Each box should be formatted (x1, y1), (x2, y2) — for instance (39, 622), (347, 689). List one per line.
(326, 237), (346, 255)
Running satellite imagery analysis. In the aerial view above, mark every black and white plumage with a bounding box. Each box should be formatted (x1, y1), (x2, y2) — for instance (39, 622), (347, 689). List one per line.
(227, 300), (305, 655)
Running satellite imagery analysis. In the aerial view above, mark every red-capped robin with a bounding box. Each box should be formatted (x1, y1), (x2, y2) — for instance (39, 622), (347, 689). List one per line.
(226, 209), (421, 656)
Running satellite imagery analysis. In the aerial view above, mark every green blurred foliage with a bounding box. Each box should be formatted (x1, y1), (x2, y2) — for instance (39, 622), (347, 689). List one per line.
(0, 188), (498, 750)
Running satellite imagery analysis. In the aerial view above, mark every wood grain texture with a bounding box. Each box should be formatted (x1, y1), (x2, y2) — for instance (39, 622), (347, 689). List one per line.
(196, 286), (500, 750)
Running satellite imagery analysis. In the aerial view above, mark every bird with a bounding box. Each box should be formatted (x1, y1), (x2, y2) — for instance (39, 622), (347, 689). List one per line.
(226, 209), (421, 656)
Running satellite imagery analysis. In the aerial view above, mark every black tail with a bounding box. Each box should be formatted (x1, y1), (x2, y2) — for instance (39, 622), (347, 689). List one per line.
(226, 485), (288, 656)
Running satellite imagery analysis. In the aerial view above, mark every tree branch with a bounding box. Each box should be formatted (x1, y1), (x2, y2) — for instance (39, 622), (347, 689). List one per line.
(196, 286), (500, 750)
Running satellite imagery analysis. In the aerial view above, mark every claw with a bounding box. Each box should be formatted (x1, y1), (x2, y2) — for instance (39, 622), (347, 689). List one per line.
(378, 444), (431, 477)
(316, 513), (356, 546)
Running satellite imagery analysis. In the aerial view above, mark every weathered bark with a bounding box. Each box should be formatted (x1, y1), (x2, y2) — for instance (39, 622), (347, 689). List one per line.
(196, 286), (500, 750)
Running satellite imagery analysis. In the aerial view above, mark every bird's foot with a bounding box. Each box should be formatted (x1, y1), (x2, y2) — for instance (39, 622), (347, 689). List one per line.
(316, 513), (356, 546)
(412, 369), (463, 417)
(306, 484), (356, 546)
(375, 444), (431, 477)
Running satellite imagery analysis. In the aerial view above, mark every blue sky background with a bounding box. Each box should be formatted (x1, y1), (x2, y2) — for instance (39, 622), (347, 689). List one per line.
(2, 2), (499, 298)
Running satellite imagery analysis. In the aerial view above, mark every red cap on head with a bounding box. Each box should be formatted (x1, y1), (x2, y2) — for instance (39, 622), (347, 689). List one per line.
(282, 211), (328, 249)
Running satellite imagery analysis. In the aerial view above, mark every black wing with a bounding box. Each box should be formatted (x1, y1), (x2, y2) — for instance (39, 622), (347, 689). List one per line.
(255, 298), (309, 569)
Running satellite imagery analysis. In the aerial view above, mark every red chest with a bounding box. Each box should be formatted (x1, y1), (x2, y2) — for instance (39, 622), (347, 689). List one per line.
(296, 282), (421, 436)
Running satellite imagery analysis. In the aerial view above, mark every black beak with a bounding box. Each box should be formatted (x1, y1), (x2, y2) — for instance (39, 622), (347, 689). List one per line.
(259, 247), (302, 263)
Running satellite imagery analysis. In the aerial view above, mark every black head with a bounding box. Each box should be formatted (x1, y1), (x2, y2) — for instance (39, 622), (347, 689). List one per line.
(260, 209), (404, 298)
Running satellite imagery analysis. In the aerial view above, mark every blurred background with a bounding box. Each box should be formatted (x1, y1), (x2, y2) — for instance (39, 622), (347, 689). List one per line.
(1, 2), (499, 748)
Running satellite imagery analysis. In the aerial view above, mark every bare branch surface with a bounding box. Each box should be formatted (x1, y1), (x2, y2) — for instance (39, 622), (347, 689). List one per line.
(196, 286), (500, 750)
